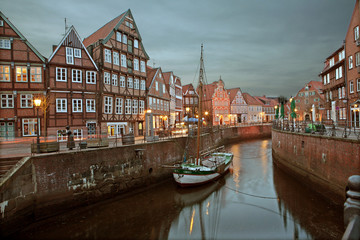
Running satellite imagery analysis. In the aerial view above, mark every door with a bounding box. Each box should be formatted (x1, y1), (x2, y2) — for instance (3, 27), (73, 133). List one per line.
(0, 122), (15, 141)
(87, 123), (96, 138)
(331, 101), (336, 123)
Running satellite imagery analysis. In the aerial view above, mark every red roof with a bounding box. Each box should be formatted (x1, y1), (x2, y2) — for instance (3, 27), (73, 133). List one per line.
(146, 66), (158, 88)
(254, 95), (278, 107)
(83, 11), (126, 47)
(227, 88), (241, 102)
(243, 93), (262, 105)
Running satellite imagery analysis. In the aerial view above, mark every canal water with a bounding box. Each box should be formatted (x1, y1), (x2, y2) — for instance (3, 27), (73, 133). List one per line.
(12, 139), (344, 239)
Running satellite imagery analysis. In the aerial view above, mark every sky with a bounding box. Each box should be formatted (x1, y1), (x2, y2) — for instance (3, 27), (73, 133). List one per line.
(1, 0), (355, 97)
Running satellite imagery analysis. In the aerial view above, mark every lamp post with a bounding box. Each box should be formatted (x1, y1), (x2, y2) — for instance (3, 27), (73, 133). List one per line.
(34, 98), (42, 153)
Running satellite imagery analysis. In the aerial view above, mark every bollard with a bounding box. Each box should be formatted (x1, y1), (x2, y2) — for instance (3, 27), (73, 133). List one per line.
(342, 175), (360, 240)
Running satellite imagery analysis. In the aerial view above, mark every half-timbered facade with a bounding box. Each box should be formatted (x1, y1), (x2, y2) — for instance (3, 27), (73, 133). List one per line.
(0, 11), (46, 140)
(182, 83), (198, 121)
(83, 9), (149, 137)
(146, 66), (170, 131)
(47, 26), (99, 141)
(254, 96), (278, 123)
(174, 76), (183, 123)
(228, 88), (247, 124)
(243, 93), (263, 123)
(163, 71), (176, 126)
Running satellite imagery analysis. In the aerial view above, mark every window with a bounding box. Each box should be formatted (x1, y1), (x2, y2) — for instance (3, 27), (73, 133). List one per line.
(132, 99), (138, 114)
(342, 86), (346, 97)
(0, 65), (10, 82)
(112, 74), (118, 86)
(134, 79), (139, 89)
(139, 100), (144, 114)
(1, 94), (14, 108)
(16, 66), (27, 82)
(22, 119), (38, 136)
(0, 20), (3, 26)
(149, 97), (152, 109)
(349, 56), (353, 69)
(327, 73), (330, 84)
(104, 96), (113, 114)
(57, 130), (67, 142)
(0, 39), (11, 49)
(104, 72), (111, 85)
(140, 80), (145, 90)
(30, 67), (42, 82)
(338, 88), (342, 99)
(356, 52), (360, 66)
(125, 99), (131, 114)
(120, 76), (125, 87)
(86, 99), (96, 112)
(329, 57), (334, 67)
(134, 59), (139, 71)
(122, 34), (127, 45)
(357, 79), (360, 92)
(104, 49), (112, 63)
(121, 54), (127, 67)
(56, 98), (67, 112)
(163, 84), (166, 94)
(140, 61), (146, 73)
(74, 48), (81, 58)
(155, 81), (158, 91)
(116, 32), (121, 42)
(127, 77), (133, 88)
(350, 81), (354, 93)
(20, 94), (33, 108)
(335, 67), (342, 79)
(157, 99), (160, 110)
(323, 75), (326, 85)
(134, 39), (139, 48)
(66, 47), (74, 64)
(115, 98), (123, 114)
(86, 71), (96, 84)
(72, 99), (82, 112)
(73, 129), (83, 140)
(355, 26), (359, 41)
(56, 67), (67, 82)
(113, 52), (119, 65)
(72, 69), (82, 83)
(127, 39), (133, 53)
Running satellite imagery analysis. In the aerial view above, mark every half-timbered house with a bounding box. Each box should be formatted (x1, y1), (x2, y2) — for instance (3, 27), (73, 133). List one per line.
(174, 76), (183, 123)
(0, 11), (46, 140)
(243, 93), (263, 123)
(146, 66), (170, 131)
(182, 83), (198, 120)
(83, 9), (149, 137)
(47, 26), (99, 141)
(227, 88), (247, 124)
(163, 71), (176, 127)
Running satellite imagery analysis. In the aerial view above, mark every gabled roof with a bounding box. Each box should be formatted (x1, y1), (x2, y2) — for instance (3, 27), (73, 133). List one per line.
(298, 80), (323, 93)
(163, 71), (173, 88)
(0, 11), (45, 63)
(174, 76), (182, 86)
(182, 83), (197, 96)
(227, 88), (242, 102)
(83, 9), (149, 59)
(243, 93), (262, 106)
(254, 95), (278, 107)
(48, 25), (98, 71)
(202, 81), (218, 101)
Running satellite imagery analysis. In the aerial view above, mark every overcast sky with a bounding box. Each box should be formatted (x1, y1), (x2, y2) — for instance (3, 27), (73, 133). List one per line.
(1, 0), (355, 97)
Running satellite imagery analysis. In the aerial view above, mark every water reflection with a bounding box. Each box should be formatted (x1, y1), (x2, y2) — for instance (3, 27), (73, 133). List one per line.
(11, 139), (343, 240)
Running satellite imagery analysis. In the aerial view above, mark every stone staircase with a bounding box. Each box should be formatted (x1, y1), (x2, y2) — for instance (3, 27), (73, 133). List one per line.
(0, 157), (22, 179)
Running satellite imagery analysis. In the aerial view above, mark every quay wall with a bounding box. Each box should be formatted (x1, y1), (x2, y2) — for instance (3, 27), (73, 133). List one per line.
(272, 129), (360, 204)
(0, 125), (271, 235)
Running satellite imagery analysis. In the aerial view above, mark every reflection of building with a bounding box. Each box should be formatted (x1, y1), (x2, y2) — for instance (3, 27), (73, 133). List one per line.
(146, 66), (170, 131)
(47, 26), (99, 141)
(345, 0), (360, 128)
(243, 93), (263, 123)
(0, 12), (46, 140)
(228, 88), (247, 124)
(182, 84), (198, 118)
(292, 81), (325, 122)
(201, 78), (230, 125)
(319, 45), (346, 125)
(83, 9), (148, 137)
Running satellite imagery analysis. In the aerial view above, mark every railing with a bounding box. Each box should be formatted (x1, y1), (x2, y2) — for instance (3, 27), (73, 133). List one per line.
(272, 120), (360, 141)
(342, 175), (360, 240)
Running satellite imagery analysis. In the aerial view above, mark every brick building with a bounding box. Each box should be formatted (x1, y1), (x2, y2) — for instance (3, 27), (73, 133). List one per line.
(319, 45), (346, 125)
(227, 88), (247, 124)
(293, 81), (325, 122)
(83, 9), (149, 137)
(182, 83), (199, 121)
(163, 71), (176, 126)
(174, 76), (182, 123)
(0, 11), (46, 140)
(47, 26), (99, 141)
(242, 93), (263, 123)
(345, 0), (360, 128)
(254, 96), (278, 123)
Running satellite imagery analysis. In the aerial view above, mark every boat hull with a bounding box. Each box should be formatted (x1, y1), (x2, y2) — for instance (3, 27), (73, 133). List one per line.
(173, 158), (232, 187)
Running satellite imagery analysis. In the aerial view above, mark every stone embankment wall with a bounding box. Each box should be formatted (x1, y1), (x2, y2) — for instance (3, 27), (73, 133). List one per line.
(0, 125), (271, 234)
(272, 129), (360, 204)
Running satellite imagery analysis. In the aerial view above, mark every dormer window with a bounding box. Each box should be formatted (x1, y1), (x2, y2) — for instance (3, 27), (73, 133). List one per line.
(0, 20), (3, 27)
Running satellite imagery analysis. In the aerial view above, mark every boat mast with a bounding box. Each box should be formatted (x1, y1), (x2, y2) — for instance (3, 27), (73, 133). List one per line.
(196, 44), (204, 165)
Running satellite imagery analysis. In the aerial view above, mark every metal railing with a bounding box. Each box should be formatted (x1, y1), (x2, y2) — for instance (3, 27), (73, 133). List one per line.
(273, 120), (360, 141)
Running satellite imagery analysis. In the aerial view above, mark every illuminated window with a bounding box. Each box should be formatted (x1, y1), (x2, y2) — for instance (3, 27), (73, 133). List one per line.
(30, 67), (42, 82)
(22, 118), (38, 136)
(16, 66), (27, 82)
(0, 65), (10, 82)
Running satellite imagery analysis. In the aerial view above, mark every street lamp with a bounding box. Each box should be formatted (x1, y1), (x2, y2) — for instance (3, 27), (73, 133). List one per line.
(34, 98), (42, 153)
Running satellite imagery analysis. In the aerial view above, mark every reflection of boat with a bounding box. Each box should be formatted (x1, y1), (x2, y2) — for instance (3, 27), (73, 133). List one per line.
(173, 45), (233, 187)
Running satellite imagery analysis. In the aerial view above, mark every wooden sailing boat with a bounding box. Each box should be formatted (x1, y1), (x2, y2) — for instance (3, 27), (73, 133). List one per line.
(173, 45), (233, 187)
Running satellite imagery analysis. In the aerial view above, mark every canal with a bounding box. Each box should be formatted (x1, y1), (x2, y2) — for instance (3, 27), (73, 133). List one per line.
(12, 139), (344, 239)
